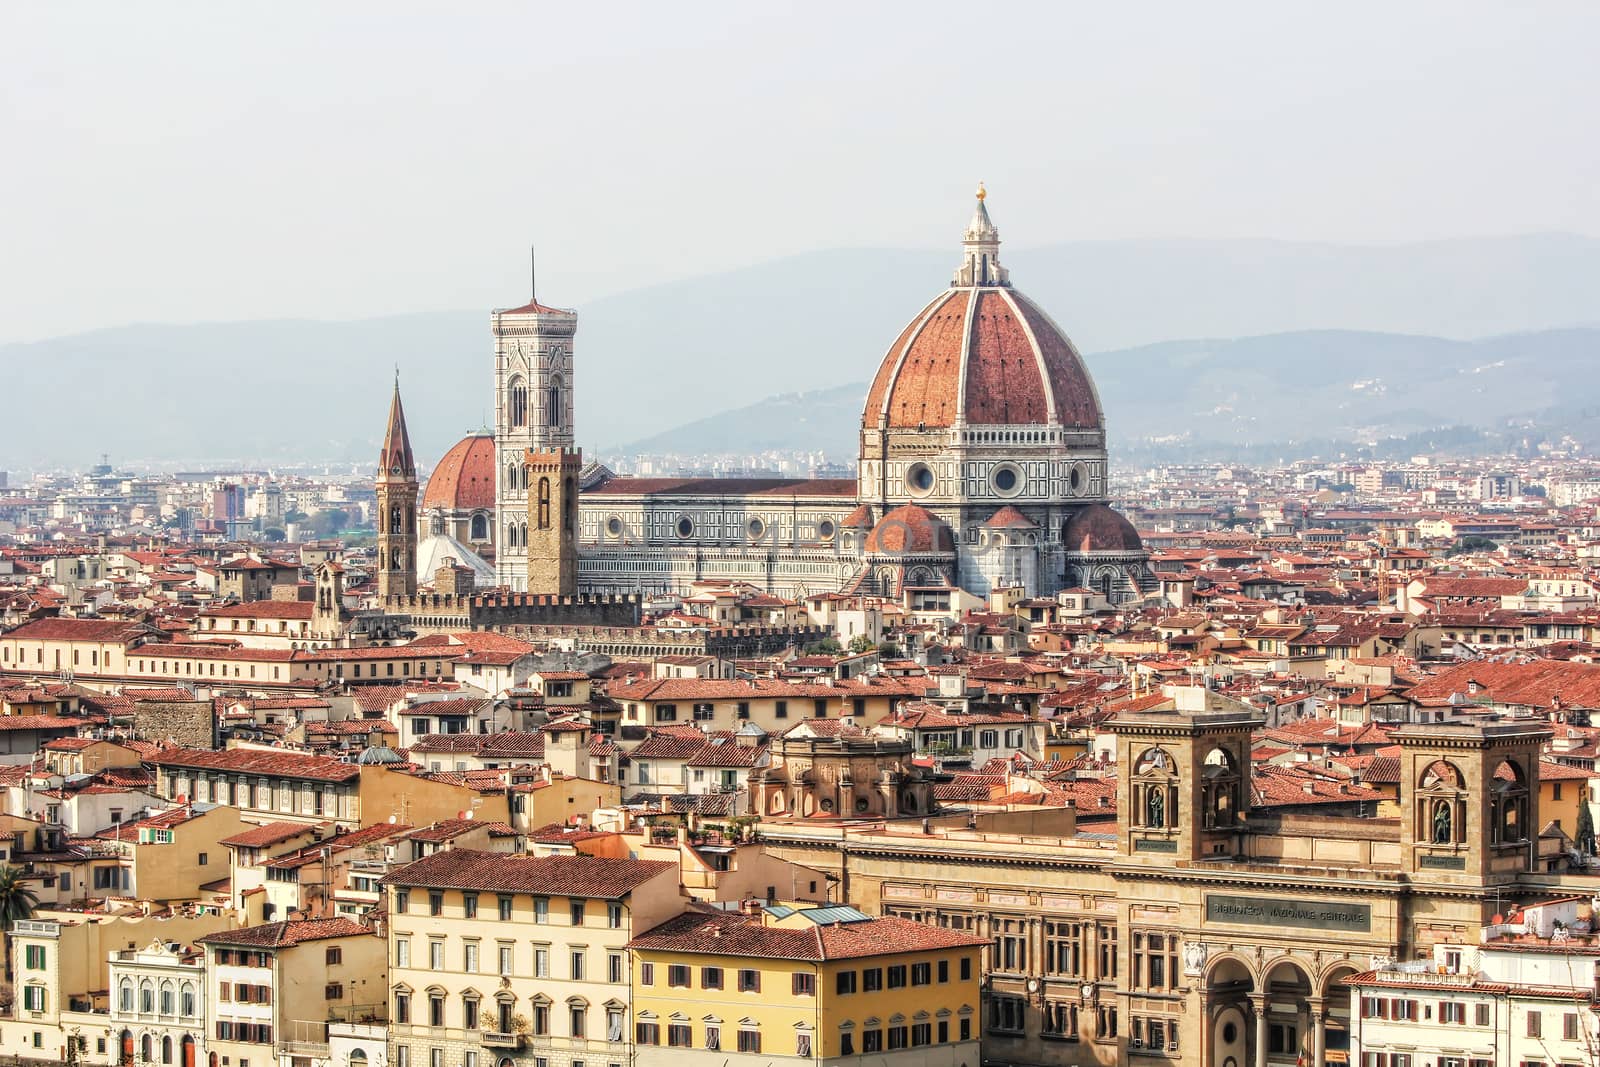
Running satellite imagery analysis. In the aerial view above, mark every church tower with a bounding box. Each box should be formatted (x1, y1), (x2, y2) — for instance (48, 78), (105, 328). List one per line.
(493, 272), (578, 591)
(525, 446), (580, 595)
(376, 377), (419, 601)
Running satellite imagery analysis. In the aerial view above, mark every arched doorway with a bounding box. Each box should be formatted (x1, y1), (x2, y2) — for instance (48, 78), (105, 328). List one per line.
(120, 1030), (134, 1067)
(1319, 963), (1362, 1064)
(1205, 956), (1254, 1067)
(1262, 958), (1314, 1064)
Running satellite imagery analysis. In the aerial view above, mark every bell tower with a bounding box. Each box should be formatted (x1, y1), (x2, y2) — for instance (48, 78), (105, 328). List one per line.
(1109, 688), (1261, 863)
(1394, 717), (1549, 887)
(493, 265), (578, 592)
(376, 377), (418, 601)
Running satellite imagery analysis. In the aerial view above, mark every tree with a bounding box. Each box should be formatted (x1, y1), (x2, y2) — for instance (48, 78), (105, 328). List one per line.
(847, 634), (876, 654)
(804, 637), (842, 655)
(309, 510), (348, 538)
(0, 864), (39, 982)
(876, 642), (902, 659)
(1449, 536), (1500, 556)
(1578, 799), (1597, 859)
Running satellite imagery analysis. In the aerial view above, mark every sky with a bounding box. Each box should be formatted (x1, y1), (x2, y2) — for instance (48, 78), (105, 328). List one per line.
(1, 1), (1596, 343)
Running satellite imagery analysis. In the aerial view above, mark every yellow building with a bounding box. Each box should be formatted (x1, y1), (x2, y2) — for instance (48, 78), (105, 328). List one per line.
(626, 902), (983, 1065)
(382, 848), (685, 1067)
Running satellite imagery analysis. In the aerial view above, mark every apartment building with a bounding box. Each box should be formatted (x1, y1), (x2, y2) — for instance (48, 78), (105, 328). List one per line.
(626, 902), (984, 1065)
(381, 849), (684, 1067)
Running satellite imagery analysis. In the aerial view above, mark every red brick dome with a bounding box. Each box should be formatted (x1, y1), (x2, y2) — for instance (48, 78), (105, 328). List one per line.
(423, 433), (496, 512)
(862, 287), (1103, 432)
(1063, 504), (1143, 554)
(865, 504), (956, 555)
(861, 193), (1103, 434)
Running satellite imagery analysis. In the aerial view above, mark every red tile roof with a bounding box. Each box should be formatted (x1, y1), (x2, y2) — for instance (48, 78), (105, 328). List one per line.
(382, 848), (673, 898)
(198, 918), (372, 948)
(629, 909), (985, 961)
(153, 747), (360, 784)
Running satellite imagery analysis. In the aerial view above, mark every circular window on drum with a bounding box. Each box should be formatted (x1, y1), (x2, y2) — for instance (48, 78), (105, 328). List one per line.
(605, 516), (623, 537)
(817, 520), (836, 541)
(906, 463), (935, 495)
(1069, 462), (1087, 495)
(991, 464), (1022, 497)
(747, 518), (766, 541)
(675, 516), (695, 539)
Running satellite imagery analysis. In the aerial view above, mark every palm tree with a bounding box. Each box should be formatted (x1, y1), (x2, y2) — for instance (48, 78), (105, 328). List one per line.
(0, 865), (39, 985)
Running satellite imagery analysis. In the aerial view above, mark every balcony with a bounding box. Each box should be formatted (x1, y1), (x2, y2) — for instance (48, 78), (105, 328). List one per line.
(480, 1032), (524, 1049)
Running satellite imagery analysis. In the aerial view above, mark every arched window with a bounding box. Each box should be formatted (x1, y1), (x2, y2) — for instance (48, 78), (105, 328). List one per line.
(1133, 747), (1178, 831)
(349, 1053), (367, 1067)
(160, 981), (174, 1015)
(1490, 759), (1529, 846)
(161, 1036), (173, 1064)
(141, 1036), (153, 1063)
(1201, 747), (1240, 829)
(470, 513), (488, 541)
(563, 477), (576, 536)
(537, 478), (552, 531)
(140, 981), (154, 1014)
(508, 377), (528, 429)
(390, 505), (403, 535)
(547, 376), (563, 430)
(119, 980), (133, 1013)
(181, 983), (195, 1017)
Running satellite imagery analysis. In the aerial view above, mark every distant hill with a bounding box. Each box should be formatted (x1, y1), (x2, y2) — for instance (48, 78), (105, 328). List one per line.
(619, 328), (1600, 461)
(2, 233), (1598, 469)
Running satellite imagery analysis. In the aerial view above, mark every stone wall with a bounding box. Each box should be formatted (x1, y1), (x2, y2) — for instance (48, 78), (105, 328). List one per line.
(131, 699), (216, 749)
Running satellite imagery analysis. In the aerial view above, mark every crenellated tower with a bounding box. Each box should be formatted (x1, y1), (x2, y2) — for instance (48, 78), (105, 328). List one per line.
(376, 377), (419, 600)
(492, 276), (578, 591)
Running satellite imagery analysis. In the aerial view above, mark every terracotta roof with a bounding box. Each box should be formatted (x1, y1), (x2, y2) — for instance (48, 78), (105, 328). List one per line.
(201, 602), (314, 620)
(153, 747), (360, 784)
(3, 618), (148, 642)
(865, 505), (955, 555)
(381, 848), (673, 898)
(198, 918), (371, 949)
(219, 821), (320, 849)
(629, 908), (985, 961)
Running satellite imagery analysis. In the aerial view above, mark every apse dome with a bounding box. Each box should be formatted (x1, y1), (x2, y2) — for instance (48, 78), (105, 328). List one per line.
(1063, 503), (1144, 554)
(865, 504), (956, 555)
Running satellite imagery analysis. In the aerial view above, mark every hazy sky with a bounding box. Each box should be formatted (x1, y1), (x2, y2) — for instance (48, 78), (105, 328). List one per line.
(2, 1), (1595, 343)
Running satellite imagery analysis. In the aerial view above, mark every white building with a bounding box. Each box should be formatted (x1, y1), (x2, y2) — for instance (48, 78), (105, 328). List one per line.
(1347, 896), (1600, 1067)
(109, 941), (206, 1067)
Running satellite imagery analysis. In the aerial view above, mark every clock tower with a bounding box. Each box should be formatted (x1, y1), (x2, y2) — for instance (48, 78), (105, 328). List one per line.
(376, 377), (419, 600)
(492, 280), (578, 591)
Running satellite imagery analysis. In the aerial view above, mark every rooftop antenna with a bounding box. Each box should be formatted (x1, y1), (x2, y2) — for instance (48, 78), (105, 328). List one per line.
(530, 245), (537, 304)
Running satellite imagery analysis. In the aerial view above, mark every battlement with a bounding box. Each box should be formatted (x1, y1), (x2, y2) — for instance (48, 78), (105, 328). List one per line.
(525, 446), (583, 469)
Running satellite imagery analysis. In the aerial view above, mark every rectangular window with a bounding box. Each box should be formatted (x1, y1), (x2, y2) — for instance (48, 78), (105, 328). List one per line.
(498, 944), (513, 975)
(607, 901), (623, 928)
(634, 1023), (659, 1046)
(702, 966), (723, 989)
(534, 897), (549, 923)
(792, 972), (815, 996)
(796, 1033), (812, 1057)
(887, 964), (907, 989)
(24, 945), (45, 970)
(1564, 1012), (1580, 1040)
(429, 891), (443, 916)
(570, 950), (585, 980)
(667, 1024), (691, 1048)
(464, 943), (479, 973)
(836, 970), (856, 995)
(429, 940), (444, 970)
(463, 893), (478, 919)
(863, 967), (883, 992)
(938, 959), (949, 983)
(737, 1030), (761, 1054)
(395, 889), (410, 913)
(960, 956), (973, 981)
(608, 953), (624, 984)
(888, 1026), (908, 1050)
(639, 962), (653, 986)
(499, 895), (514, 922)
(667, 965), (690, 988)
(1527, 1011), (1542, 1038)
(325, 947), (342, 965)
(911, 962), (931, 986)
(1475, 1003), (1491, 1026)
(705, 1025), (720, 1051)
(863, 1029), (883, 1053)
(570, 900), (586, 925)
(535, 947), (550, 978)
(738, 969), (760, 992)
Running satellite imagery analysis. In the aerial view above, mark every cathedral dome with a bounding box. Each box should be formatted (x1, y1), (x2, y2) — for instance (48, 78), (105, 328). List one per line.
(861, 191), (1103, 433)
(1063, 503), (1144, 554)
(865, 504), (956, 555)
(423, 433), (496, 512)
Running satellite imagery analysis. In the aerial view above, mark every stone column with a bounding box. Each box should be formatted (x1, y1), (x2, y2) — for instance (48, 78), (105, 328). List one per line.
(1196, 992), (1214, 1067)
(1249, 994), (1268, 1067)
(1309, 998), (1326, 1067)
